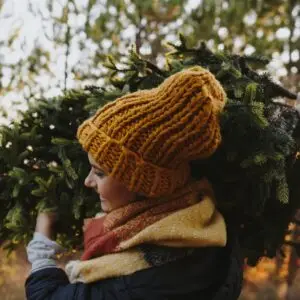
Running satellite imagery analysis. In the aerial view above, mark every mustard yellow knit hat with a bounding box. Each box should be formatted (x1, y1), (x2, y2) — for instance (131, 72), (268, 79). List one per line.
(77, 66), (226, 197)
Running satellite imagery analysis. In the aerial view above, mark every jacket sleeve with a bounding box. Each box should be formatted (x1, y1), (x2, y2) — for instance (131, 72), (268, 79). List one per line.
(25, 267), (130, 300)
(25, 268), (86, 299)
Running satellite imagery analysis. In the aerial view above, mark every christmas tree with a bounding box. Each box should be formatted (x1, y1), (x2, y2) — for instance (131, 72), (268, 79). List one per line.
(1, 36), (299, 265)
(0, 90), (99, 251)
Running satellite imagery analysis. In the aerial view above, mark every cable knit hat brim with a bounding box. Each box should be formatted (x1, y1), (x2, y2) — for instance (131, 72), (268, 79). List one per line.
(77, 120), (191, 197)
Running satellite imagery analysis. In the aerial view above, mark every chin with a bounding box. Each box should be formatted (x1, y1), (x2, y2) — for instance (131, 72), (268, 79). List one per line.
(100, 202), (111, 213)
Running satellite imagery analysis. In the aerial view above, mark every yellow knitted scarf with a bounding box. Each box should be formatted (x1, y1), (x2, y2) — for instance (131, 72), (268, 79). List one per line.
(65, 179), (226, 283)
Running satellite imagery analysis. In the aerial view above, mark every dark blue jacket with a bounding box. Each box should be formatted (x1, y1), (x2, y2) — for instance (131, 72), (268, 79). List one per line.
(25, 230), (242, 300)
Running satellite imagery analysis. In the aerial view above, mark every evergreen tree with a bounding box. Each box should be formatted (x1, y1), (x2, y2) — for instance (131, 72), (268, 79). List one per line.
(1, 36), (299, 266)
(0, 90), (99, 251)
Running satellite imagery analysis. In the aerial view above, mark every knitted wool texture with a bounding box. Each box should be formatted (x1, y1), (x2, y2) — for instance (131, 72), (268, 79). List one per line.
(65, 179), (227, 283)
(77, 66), (226, 197)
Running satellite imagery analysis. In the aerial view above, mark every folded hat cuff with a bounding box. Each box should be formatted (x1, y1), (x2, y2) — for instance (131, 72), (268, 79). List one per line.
(77, 120), (191, 197)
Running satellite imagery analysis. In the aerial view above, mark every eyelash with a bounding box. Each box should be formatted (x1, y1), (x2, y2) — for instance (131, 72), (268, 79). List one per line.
(95, 170), (105, 178)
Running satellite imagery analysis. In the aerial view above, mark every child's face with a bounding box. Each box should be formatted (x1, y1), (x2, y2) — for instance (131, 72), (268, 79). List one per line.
(84, 153), (137, 213)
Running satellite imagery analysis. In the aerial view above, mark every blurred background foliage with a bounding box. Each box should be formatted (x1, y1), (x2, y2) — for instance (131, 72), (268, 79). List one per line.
(0, 0), (299, 122)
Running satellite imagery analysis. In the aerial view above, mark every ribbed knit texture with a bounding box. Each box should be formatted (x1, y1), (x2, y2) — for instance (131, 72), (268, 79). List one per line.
(77, 66), (226, 197)
(65, 179), (226, 283)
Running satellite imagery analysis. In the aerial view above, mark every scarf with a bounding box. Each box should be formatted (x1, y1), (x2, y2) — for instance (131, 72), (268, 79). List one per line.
(65, 178), (227, 283)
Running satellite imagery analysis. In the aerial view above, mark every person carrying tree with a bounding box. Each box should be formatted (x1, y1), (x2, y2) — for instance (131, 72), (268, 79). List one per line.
(25, 66), (243, 299)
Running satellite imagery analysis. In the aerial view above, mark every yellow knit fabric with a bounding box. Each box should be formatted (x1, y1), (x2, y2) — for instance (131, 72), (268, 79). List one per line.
(66, 179), (226, 283)
(66, 249), (151, 283)
(77, 66), (226, 197)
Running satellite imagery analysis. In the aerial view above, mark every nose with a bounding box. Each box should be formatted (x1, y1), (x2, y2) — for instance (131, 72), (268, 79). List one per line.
(84, 171), (94, 188)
